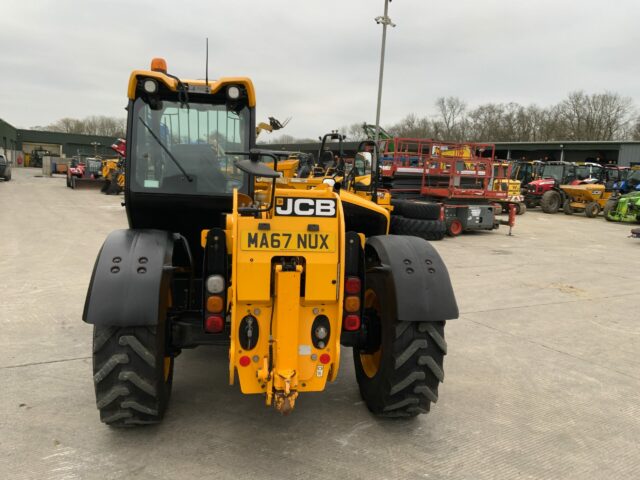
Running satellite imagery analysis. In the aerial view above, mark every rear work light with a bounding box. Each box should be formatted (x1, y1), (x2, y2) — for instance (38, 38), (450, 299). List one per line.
(206, 275), (225, 294)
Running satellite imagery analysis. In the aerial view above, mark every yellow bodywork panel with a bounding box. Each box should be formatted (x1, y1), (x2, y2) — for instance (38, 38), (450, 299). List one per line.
(226, 187), (345, 405)
(507, 180), (521, 197)
(265, 159), (300, 179)
(339, 189), (391, 234)
(127, 69), (256, 107)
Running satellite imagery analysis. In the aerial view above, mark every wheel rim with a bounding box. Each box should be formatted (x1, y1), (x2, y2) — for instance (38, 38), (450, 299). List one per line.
(450, 220), (462, 235)
(359, 288), (381, 379)
(163, 291), (173, 382)
(163, 357), (172, 382)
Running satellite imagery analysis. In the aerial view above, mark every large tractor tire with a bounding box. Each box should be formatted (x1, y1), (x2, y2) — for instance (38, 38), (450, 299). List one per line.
(603, 199), (618, 221)
(354, 273), (446, 417)
(584, 202), (600, 218)
(92, 324), (174, 426)
(390, 215), (446, 241)
(515, 202), (527, 215)
(563, 199), (574, 215)
(391, 199), (440, 221)
(540, 190), (562, 214)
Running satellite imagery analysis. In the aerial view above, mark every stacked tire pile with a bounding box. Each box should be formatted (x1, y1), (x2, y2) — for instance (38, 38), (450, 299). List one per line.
(390, 199), (446, 241)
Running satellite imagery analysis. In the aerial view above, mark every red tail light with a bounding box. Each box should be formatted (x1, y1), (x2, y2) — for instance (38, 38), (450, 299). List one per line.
(345, 277), (361, 295)
(205, 314), (224, 333)
(439, 205), (445, 221)
(343, 315), (361, 331)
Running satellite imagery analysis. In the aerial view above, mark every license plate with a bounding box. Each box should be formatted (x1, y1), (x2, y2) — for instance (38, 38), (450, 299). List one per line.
(241, 231), (336, 252)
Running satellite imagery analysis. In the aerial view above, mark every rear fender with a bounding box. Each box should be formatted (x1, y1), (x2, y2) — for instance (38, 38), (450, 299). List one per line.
(83, 229), (175, 326)
(365, 235), (458, 322)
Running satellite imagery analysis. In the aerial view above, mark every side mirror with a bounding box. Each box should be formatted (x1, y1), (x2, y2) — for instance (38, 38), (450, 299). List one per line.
(354, 152), (372, 175)
(228, 150), (280, 178)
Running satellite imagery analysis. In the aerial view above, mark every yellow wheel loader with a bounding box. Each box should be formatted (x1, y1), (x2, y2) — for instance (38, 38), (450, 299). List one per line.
(256, 116), (291, 138)
(280, 137), (394, 211)
(82, 58), (458, 426)
(100, 158), (125, 195)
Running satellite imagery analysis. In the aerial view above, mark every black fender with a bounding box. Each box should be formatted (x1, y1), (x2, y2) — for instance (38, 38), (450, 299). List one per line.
(83, 229), (175, 326)
(365, 235), (458, 322)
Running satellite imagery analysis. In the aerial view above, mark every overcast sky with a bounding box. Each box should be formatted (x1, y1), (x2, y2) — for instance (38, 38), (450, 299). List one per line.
(1, 0), (639, 138)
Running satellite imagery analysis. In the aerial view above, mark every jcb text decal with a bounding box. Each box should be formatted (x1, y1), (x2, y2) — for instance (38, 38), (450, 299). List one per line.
(275, 197), (337, 217)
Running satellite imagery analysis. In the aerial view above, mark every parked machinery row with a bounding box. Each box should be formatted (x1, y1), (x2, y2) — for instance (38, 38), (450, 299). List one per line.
(66, 139), (126, 194)
(372, 137), (519, 237)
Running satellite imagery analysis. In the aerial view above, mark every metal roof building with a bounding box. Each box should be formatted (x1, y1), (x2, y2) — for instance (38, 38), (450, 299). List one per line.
(261, 139), (640, 166)
(18, 129), (119, 157)
(0, 117), (119, 167)
(493, 141), (640, 166)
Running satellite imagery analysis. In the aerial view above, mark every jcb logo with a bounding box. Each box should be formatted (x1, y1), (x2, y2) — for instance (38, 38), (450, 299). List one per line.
(275, 197), (336, 217)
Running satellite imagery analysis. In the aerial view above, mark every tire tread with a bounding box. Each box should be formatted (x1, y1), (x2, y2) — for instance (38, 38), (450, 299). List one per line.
(390, 215), (446, 241)
(355, 321), (446, 418)
(92, 326), (171, 427)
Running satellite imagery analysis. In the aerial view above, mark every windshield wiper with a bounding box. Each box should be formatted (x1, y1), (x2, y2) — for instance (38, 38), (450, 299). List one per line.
(138, 116), (193, 182)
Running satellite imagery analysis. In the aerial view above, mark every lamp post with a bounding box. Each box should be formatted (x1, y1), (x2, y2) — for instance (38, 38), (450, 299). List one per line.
(373, 0), (395, 168)
(90, 141), (101, 157)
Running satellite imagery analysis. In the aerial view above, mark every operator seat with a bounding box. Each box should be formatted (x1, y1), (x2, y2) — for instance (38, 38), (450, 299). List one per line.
(169, 144), (228, 193)
(318, 150), (335, 172)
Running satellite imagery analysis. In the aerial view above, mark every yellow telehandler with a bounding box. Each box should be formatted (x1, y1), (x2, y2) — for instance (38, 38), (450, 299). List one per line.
(82, 58), (458, 425)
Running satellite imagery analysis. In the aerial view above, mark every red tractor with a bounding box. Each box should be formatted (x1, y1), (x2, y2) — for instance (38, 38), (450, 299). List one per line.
(524, 161), (576, 211)
(66, 156), (104, 189)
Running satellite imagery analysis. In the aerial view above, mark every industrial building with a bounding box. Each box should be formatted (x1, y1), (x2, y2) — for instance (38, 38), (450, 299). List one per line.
(496, 141), (640, 166)
(0, 118), (119, 168)
(262, 139), (640, 166)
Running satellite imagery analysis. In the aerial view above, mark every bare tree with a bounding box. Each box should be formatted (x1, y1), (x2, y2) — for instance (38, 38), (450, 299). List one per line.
(268, 133), (297, 144)
(387, 113), (434, 138)
(632, 116), (640, 141)
(466, 103), (505, 141)
(434, 97), (467, 140)
(335, 122), (368, 142)
(556, 91), (633, 141)
(43, 116), (126, 137)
